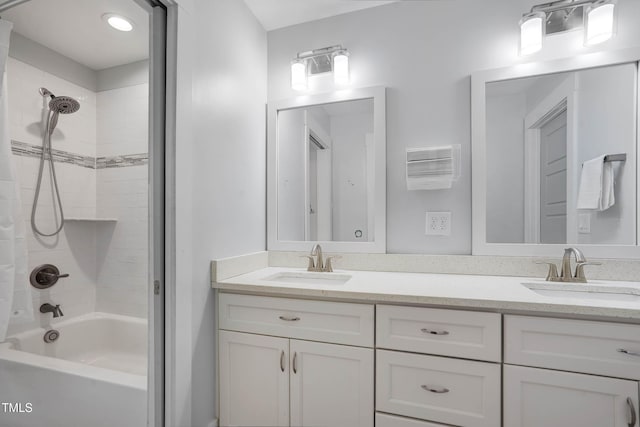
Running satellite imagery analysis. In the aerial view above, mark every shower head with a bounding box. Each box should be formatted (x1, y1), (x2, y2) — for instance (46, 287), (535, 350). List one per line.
(41, 91), (80, 134)
(49, 96), (80, 115)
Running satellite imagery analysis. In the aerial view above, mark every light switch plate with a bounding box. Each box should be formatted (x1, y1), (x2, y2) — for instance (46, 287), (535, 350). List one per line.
(426, 211), (451, 236)
(578, 213), (591, 234)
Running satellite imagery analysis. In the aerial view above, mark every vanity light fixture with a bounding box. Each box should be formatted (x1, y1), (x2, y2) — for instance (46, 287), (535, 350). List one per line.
(333, 50), (350, 85)
(290, 45), (350, 91)
(584, 0), (617, 45)
(290, 59), (308, 91)
(518, 0), (616, 56)
(519, 12), (546, 55)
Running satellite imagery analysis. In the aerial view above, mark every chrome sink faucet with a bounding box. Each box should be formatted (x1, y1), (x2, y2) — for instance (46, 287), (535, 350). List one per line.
(40, 303), (63, 318)
(304, 244), (340, 272)
(536, 247), (600, 283)
(310, 244), (323, 272)
(560, 247), (585, 281)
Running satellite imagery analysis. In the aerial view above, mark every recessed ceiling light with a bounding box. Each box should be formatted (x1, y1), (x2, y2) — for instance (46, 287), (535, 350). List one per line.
(102, 13), (134, 32)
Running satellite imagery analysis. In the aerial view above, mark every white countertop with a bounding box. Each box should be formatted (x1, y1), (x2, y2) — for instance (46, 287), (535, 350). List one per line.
(213, 267), (640, 321)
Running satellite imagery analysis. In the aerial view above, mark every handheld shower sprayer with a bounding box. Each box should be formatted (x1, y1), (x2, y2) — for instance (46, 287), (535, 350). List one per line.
(31, 87), (81, 237)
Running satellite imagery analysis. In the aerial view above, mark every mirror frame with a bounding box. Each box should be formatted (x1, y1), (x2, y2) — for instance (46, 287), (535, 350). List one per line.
(267, 86), (387, 253)
(472, 48), (640, 259)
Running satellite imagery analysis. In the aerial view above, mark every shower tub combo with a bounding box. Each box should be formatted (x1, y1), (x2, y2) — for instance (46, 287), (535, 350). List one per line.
(0, 312), (147, 427)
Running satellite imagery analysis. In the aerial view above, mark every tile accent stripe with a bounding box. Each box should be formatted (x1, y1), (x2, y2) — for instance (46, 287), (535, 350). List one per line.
(96, 153), (148, 169)
(11, 140), (95, 168)
(11, 140), (148, 169)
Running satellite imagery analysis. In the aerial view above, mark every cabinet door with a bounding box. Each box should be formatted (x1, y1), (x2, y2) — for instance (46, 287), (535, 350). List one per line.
(290, 340), (374, 427)
(219, 331), (289, 427)
(504, 365), (639, 427)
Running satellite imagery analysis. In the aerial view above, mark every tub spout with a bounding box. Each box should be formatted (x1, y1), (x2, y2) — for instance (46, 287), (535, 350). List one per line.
(40, 303), (63, 318)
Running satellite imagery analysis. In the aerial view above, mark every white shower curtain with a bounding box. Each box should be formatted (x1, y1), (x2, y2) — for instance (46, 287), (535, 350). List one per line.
(0, 19), (31, 341)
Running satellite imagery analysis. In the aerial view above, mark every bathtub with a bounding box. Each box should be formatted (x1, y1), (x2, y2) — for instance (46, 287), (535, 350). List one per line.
(0, 312), (147, 427)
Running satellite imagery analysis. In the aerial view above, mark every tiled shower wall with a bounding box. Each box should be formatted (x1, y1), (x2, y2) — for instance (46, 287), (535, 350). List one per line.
(7, 57), (98, 335)
(96, 83), (149, 317)
(6, 56), (148, 334)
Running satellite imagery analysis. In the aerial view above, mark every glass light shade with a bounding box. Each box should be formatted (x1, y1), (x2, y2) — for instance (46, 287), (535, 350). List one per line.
(519, 12), (545, 56)
(333, 52), (349, 85)
(585, 1), (616, 46)
(291, 60), (307, 91)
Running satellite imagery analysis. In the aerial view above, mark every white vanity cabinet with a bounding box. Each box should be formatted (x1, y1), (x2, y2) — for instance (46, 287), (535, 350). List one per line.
(217, 291), (640, 427)
(376, 305), (502, 427)
(504, 315), (640, 427)
(218, 293), (375, 427)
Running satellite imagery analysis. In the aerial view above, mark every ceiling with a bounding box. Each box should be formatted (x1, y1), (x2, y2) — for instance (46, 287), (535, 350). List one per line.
(2, 0), (149, 70)
(1, 0), (393, 70)
(243, 0), (397, 31)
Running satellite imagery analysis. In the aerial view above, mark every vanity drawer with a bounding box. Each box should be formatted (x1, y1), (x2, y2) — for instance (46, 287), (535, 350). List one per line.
(376, 305), (502, 362)
(376, 350), (501, 427)
(218, 293), (374, 347)
(376, 413), (447, 427)
(505, 315), (640, 380)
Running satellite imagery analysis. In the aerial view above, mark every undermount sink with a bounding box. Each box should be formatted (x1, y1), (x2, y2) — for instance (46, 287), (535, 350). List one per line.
(522, 282), (640, 302)
(263, 271), (352, 286)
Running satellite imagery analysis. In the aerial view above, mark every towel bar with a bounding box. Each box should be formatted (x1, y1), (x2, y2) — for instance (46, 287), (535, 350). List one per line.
(603, 153), (627, 163)
(581, 153), (626, 167)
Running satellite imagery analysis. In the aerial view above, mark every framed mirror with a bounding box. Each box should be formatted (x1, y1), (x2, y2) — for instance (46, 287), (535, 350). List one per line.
(267, 86), (386, 252)
(472, 48), (640, 258)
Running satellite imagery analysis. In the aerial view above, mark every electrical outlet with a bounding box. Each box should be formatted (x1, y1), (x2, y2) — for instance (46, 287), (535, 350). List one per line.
(426, 211), (451, 236)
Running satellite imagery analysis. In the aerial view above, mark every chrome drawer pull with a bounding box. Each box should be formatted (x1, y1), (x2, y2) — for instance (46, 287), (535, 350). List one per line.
(292, 352), (298, 374)
(618, 348), (640, 357)
(280, 350), (285, 372)
(627, 398), (637, 427)
(421, 328), (449, 336)
(279, 315), (300, 322)
(421, 385), (449, 394)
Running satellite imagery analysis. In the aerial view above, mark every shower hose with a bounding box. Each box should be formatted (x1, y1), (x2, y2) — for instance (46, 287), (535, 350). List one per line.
(31, 109), (64, 236)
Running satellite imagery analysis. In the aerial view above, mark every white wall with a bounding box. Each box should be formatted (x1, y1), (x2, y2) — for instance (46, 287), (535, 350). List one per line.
(187, 1), (267, 425)
(331, 112), (373, 241)
(485, 92), (525, 243)
(267, 0), (640, 254)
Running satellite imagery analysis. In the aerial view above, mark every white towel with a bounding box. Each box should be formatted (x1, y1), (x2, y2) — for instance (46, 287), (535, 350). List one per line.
(577, 155), (615, 211)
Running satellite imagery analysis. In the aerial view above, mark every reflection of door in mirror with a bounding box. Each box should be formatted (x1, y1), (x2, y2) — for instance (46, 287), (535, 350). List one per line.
(277, 99), (375, 243)
(486, 62), (637, 246)
(539, 110), (567, 244)
(306, 116), (332, 241)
